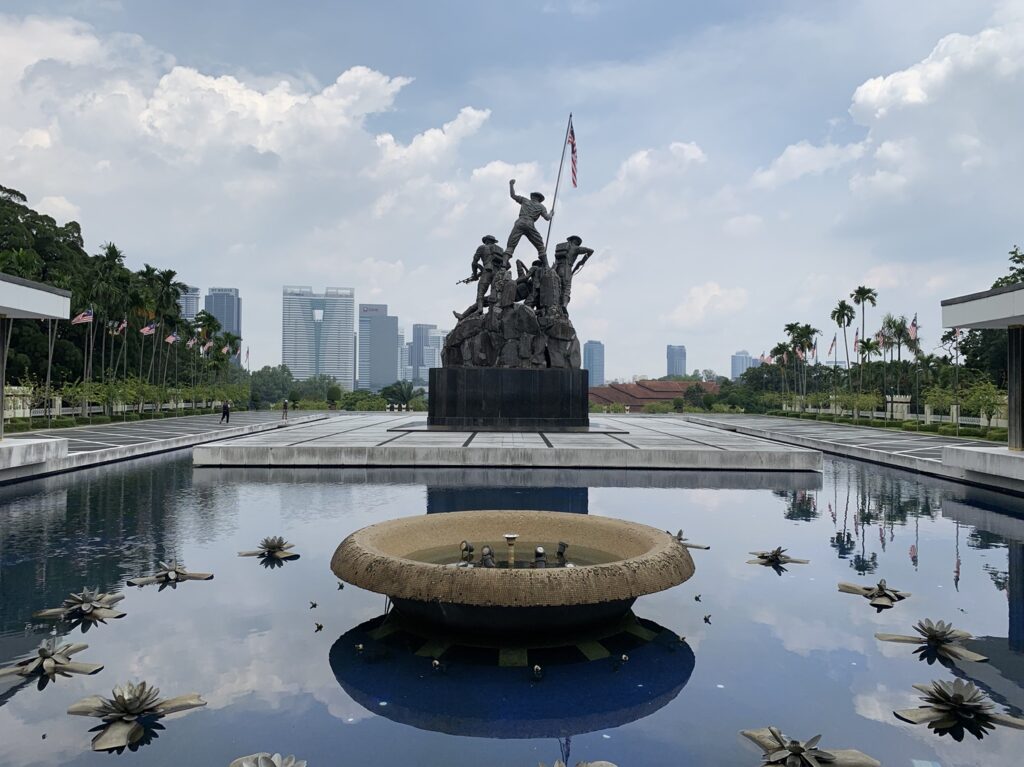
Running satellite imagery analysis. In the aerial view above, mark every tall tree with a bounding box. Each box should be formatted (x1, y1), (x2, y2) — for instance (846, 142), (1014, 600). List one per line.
(851, 285), (878, 395)
(830, 299), (855, 389)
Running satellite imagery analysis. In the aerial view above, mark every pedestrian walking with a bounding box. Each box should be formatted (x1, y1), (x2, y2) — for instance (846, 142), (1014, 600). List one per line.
(220, 400), (230, 424)
(282, 399), (289, 420)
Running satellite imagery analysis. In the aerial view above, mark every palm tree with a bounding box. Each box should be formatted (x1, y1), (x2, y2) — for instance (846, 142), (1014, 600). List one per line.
(830, 300), (856, 386)
(770, 341), (791, 397)
(850, 286), (877, 394)
(380, 380), (425, 406)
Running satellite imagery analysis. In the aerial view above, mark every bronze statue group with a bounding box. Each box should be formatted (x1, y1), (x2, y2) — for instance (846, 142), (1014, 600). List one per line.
(455, 179), (594, 321)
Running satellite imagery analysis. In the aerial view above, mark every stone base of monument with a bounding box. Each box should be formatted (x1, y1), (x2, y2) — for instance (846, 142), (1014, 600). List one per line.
(428, 367), (589, 431)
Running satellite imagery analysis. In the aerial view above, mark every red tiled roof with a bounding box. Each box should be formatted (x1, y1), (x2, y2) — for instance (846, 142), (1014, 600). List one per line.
(588, 380), (718, 407)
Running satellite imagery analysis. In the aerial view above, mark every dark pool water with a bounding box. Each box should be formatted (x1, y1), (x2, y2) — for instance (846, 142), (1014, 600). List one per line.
(1, 455), (1022, 766)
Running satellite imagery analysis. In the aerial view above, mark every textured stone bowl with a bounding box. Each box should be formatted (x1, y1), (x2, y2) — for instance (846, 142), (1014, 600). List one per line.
(331, 510), (695, 634)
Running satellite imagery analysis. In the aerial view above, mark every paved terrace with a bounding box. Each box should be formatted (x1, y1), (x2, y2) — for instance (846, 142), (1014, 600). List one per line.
(0, 411), (326, 484)
(684, 413), (1023, 493)
(192, 413), (821, 472)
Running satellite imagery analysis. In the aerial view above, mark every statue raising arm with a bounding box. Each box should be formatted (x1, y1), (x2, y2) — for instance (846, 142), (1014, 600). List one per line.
(509, 178), (525, 204)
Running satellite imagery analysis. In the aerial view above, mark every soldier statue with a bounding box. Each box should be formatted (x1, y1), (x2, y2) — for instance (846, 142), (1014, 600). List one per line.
(453, 235), (508, 320)
(553, 235), (594, 310)
(505, 179), (553, 265)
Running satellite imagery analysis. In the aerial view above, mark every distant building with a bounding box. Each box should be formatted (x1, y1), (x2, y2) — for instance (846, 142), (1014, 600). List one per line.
(410, 323), (437, 382)
(205, 287), (241, 337)
(178, 285), (200, 321)
(731, 350), (757, 380)
(583, 340), (605, 386)
(357, 304), (399, 391)
(397, 330), (411, 382)
(281, 286), (355, 386)
(666, 345), (687, 377)
(589, 380), (719, 410)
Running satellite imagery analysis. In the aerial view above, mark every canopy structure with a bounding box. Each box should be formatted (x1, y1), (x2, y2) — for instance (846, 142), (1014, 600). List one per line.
(0, 272), (71, 441)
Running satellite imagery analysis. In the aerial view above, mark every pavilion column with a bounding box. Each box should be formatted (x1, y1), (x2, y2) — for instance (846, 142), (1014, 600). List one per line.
(1010, 326), (1024, 451)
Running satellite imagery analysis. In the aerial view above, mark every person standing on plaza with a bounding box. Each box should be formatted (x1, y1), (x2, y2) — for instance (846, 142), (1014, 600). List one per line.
(220, 399), (230, 424)
(282, 399), (288, 420)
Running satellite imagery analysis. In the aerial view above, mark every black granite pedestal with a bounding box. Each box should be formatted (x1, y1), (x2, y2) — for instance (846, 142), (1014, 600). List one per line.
(428, 367), (589, 430)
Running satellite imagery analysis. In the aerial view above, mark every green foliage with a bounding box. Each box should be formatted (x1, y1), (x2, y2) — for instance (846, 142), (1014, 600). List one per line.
(923, 386), (954, 414)
(643, 402), (673, 414)
(682, 385), (705, 408)
(251, 365), (293, 407)
(409, 396), (428, 412)
(326, 384), (343, 403)
(962, 380), (1005, 420)
(607, 403), (627, 413)
(380, 380), (425, 406)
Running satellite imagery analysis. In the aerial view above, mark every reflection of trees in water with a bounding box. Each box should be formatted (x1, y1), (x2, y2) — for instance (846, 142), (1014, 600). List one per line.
(0, 455), (209, 636)
(851, 553), (879, 575)
(984, 564), (1010, 592)
(772, 489), (819, 521)
(969, 529), (1008, 551)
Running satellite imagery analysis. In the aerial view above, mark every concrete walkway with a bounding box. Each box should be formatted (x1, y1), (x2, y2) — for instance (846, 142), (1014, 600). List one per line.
(684, 413), (1022, 493)
(0, 411), (327, 484)
(192, 413), (821, 472)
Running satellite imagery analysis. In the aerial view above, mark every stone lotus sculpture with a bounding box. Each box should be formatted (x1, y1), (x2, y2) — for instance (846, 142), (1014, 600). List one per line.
(893, 679), (1024, 741)
(33, 588), (125, 631)
(741, 727), (880, 767)
(127, 560), (213, 590)
(838, 579), (909, 611)
(239, 536), (300, 568)
(0, 638), (103, 689)
(747, 547), (809, 575)
(68, 680), (206, 751)
(229, 754), (307, 767)
(674, 530), (710, 550)
(875, 619), (988, 665)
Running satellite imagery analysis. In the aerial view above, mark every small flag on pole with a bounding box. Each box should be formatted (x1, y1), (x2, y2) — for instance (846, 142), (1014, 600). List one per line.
(164, 331), (179, 345)
(186, 336), (197, 349)
(71, 309), (94, 325)
(114, 318), (127, 335)
(853, 329), (859, 351)
(221, 344), (230, 355)
(827, 334), (836, 356)
(909, 313), (918, 341)
(140, 321), (157, 336)
(202, 340), (214, 352)
(567, 117), (578, 188)
(245, 347), (249, 365)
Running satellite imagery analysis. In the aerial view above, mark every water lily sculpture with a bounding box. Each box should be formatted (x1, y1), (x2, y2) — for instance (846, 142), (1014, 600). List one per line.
(239, 536), (300, 568)
(875, 619), (988, 665)
(33, 588), (126, 631)
(127, 560), (213, 590)
(747, 547), (809, 574)
(0, 638), (103, 689)
(674, 530), (710, 550)
(741, 727), (880, 767)
(893, 679), (1024, 741)
(68, 680), (206, 751)
(229, 754), (307, 767)
(838, 579), (909, 611)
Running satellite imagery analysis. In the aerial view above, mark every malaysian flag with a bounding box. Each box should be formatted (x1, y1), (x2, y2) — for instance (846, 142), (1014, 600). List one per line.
(164, 331), (179, 345)
(202, 340), (214, 352)
(71, 309), (93, 325)
(567, 117), (578, 188)
(186, 336), (197, 349)
(853, 328), (859, 351)
(909, 313), (918, 341)
(827, 334), (836, 356)
(114, 318), (127, 335)
(813, 340), (818, 361)
(140, 321), (157, 336)
(221, 344), (230, 355)
(245, 347), (249, 365)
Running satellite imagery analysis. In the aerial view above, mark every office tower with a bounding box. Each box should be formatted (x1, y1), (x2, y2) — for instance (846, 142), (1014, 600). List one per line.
(281, 286), (355, 386)
(583, 340), (605, 386)
(424, 328), (447, 370)
(667, 345), (687, 377)
(178, 286), (200, 321)
(411, 323), (437, 383)
(357, 304), (399, 390)
(205, 287), (242, 337)
(397, 330), (410, 382)
(731, 350), (756, 380)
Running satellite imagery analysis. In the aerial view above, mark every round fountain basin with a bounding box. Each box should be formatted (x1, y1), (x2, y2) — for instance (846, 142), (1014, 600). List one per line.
(331, 510), (695, 634)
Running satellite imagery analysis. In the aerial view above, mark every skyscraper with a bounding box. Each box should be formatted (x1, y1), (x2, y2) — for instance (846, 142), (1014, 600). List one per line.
(731, 350), (758, 380)
(357, 304), (399, 391)
(583, 340), (605, 386)
(411, 323), (437, 383)
(178, 285), (200, 321)
(667, 345), (687, 377)
(205, 287), (242, 337)
(397, 330), (411, 382)
(282, 286), (355, 386)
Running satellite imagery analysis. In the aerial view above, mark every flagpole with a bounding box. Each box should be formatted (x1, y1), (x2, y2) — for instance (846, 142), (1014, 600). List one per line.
(545, 113), (573, 252)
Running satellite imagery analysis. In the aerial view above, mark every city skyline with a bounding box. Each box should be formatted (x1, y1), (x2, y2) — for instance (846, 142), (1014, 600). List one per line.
(281, 286), (355, 385)
(1, 3), (1018, 378)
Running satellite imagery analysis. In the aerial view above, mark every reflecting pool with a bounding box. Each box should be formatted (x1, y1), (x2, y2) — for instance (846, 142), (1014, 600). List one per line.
(1, 454), (1023, 765)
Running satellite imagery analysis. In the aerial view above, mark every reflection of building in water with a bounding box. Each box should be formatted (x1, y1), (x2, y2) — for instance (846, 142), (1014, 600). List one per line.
(943, 498), (1024, 714)
(427, 486), (588, 514)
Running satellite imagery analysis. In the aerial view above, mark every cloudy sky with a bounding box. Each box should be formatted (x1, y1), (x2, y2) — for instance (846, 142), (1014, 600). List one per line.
(1, 1), (1021, 379)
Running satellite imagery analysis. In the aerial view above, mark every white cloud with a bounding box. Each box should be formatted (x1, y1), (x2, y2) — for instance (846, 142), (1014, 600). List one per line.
(35, 194), (80, 221)
(665, 282), (748, 328)
(723, 213), (763, 236)
(375, 106), (490, 170)
(751, 140), (865, 188)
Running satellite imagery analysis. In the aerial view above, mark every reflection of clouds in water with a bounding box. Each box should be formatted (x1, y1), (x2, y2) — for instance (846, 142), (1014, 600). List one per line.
(751, 608), (867, 657)
(853, 682), (1023, 767)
